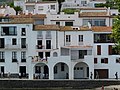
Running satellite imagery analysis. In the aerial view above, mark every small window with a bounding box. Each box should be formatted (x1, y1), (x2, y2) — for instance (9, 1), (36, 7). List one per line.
(66, 35), (71, 42)
(0, 51), (5, 62)
(12, 51), (17, 62)
(94, 58), (97, 64)
(53, 52), (58, 57)
(101, 58), (108, 64)
(12, 38), (17, 45)
(21, 51), (26, 62)
(56, 22), (60, 25)
(38, 6), (43, 10)
(21, 28), (26, 36)
(79, 35), (83, 42)
(51, 5), (55, 10)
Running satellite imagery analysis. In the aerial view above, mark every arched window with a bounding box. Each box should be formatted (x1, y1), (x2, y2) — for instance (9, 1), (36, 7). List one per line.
(53, 52), (58, 57)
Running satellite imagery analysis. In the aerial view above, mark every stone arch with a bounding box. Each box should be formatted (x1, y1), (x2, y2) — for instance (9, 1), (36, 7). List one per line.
(53, 62), (69, 79)
(33, 63), (49, 79)
(74, 62), (89, 79)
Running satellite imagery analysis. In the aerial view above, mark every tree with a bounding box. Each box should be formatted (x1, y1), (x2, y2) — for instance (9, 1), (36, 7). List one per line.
(8, 2), (22, 15)
(111, 0), (120, 54)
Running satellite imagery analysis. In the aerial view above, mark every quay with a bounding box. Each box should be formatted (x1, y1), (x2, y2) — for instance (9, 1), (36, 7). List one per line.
(0, 79), (120, 89)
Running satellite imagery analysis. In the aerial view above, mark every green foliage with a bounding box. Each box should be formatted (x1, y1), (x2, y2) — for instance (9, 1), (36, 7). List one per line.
(95, 0), (118, 9)
(111, 0), (120, 53)
(62, 9), (79, 14)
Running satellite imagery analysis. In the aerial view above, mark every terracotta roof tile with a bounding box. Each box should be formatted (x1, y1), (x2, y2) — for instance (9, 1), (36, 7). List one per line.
(92, 26), (112, 32)
(60, 26), (91, 31)
(62, 45), (93, 49)
(79, 12), (109, 17)
(9, 14), (46, 19)
(0, 18), (33, 24)
(34, 25), (60, 30)
(80, 7), (107, 10)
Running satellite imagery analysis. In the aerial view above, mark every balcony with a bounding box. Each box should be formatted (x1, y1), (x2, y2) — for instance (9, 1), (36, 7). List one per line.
(45, 35), (52, 39)
(36, 45), (45, 49)
(5, 44), (21, 49)
(4, 44), (27, 50)
(31, 57), (48, 63)
(21, 44), (28, 49)
(37, 35), (43, 39)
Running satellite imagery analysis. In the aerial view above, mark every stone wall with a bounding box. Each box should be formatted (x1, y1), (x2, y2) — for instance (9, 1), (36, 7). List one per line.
(0, 80), (120, 89)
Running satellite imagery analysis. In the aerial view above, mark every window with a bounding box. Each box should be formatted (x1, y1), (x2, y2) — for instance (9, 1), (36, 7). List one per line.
(0, 51), (5, 62)
(38, 52), (43, 58)
(1, 26), (17, 36)
(56, 22), (60, 25)
(37, 31), (43, 39)
(21, 51), (26, 62)
(65, 22), (73, 26)
(108, 45), (112, 55)
(21, 38), (26, 48)
(38, 6), (43, 10)
(61, 63), (65, 71)
(45, 52), (50, 57)
(66, 35), (71, 42)
(12, 52), (17, 62)
(79, 35), (83, 42)
(21, 28), (26, 36)
(94, 58), (97, 64)
(53, 52), (58, 57)
(97, 45), (101, 55)
(0, 38), (4, 48)
(79, 50), (87, 59)
(51, 5), (55, 10)
(12, 38), (17, 45)
(83, 19), (106, 26)
(54, 66), (57, 74)
(101, 58), (108, 64)
(46, 31), (51, 39)
(116, 58), (120, 63)
(46, 40), (51, 49)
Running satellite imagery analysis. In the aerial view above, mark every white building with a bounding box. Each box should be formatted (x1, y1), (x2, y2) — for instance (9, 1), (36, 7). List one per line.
(0, 6), (16, 15)
(0, 2), (119, 80)
(14, 0), (59, 14)
(61, 0), (106, 10)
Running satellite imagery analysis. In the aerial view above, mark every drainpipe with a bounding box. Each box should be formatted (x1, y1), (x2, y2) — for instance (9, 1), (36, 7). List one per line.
(56, 30), (58, 49)
(64, 31), (65, 46)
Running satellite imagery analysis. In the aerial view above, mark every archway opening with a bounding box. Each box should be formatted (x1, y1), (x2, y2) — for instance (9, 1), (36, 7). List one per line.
(54, 62), (69, 79)
(74, 62), (89, 79)
(34, 63), (49, 79)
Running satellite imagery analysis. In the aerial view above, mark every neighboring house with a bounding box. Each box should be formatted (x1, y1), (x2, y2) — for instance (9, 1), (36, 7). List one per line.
(0, 6), (16, 15)
(14, 0), (59, 14)
(61, 0), (106, 10)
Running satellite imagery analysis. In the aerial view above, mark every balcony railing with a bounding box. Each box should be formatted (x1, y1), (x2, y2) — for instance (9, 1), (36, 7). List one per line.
(4, 44), (28, 49)
(5, 44), (21, 49)
(37, 35), (43, 39)
(32, 57), (48, 63)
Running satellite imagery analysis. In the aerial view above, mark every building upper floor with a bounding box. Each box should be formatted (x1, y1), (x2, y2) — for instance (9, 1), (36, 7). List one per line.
(14, 0), (59, 14)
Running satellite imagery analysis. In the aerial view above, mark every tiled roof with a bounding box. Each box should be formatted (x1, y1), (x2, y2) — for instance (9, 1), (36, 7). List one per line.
(79, 12), (109, 17)
(80, 7), (107, 10)
(10, 14), (46, 19)
(92, 26), (112, 32)
(62, 45), (93, 49)
(90, 0), (106, 2)
(26, 1), (57, 4)
(0, 18), (33, 24)
(60, 26), (91, 31)
(34, 25), (60, 30)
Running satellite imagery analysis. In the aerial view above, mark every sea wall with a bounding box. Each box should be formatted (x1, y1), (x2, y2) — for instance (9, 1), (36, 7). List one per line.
(0, 79), (120, 89)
